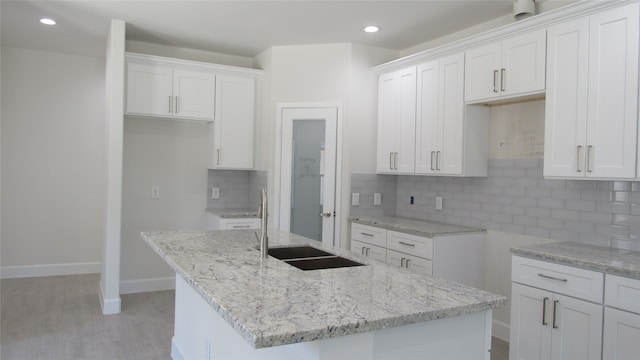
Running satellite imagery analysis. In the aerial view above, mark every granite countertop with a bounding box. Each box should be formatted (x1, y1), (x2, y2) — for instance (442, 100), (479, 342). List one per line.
(349, 216), (485, 238)
(142, 229), (506, 349)
(511, 241), (640, 279)
(207, 208), (258, 218)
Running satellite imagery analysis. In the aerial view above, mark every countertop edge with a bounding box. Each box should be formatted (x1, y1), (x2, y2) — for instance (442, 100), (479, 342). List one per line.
(349, 216), (486, 238)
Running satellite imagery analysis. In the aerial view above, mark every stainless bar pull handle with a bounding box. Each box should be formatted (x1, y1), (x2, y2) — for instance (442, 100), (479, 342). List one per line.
(493, 70), (499, 93)
(398, 241), (415, 247)
(542, 297), (549, 325)
(436, 151), (441, 170)
(389, 152), (393, 170)
(217, 149), (221, 165)
(406, 259), (410, 268)
(394, 152), (399, 170)
(537, 273), (568, 282)
(361, 247), (365, 255)
(552, 300), (559, 329)
(175, 96), (179, 113)
(430, 151), (435, 171)
(587, 145), (593, 173)
(360, 232), (374, 237)
(232, 225), (250, 229)
(366, 248), (370, 256)
(577, 145), (582, 172)
(500, 68), (506, 91)
(400, 258), (405, 267)
(169, 96), (172, 113)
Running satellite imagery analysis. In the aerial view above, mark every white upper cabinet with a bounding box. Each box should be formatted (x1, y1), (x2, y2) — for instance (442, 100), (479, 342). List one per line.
(465, 29), (546, 103)
(544, 4), (639, 179)
(376, 67), (417, 174)
(208, 75), (255, 169)
(126, 59), (215, 121)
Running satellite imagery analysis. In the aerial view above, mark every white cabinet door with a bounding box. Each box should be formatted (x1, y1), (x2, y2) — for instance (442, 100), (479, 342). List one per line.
(172, 69), (215, 120)
(209, 75), (255, 169)
(126, 62), (173, 116)
(551, 293), (603, 360)
(351, 240), (387, 262)
(603, 307), (640, 360)
(437, 53), (465, 175)
(386, 249), (432, 275)
(544, 17), (590, 178)
(586, 4), (638, 179)
(415, 60), (439, 174)
(510, 283), (552, 360)
(464, 42), (501, 102)
(376, 67), (417, 174)
(501, 30), (546, 97)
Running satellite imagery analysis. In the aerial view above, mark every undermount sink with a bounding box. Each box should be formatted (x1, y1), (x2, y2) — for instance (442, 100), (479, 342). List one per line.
(268, 245), (366, 271)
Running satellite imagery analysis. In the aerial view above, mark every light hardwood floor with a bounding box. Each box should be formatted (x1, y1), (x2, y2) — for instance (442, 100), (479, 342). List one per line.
(1, 274), (174, 360)
(2, 273), (509, 360)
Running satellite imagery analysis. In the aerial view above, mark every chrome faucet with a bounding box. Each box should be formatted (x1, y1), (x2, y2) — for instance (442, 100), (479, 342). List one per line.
(257, 188), (269, 259)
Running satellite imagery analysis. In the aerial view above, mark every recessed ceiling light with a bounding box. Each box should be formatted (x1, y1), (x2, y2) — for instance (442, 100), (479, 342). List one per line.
(364, 25), (380, 33)
(40, 18), (56, 26)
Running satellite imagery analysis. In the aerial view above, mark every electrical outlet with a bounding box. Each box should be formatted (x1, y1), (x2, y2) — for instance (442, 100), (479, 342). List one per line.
(351, 193), (360, 206)
(211, 187), (220, 199)
(151, 186), (160, 199)
(374, 193), (382, 206)
(436, 196), (443, 210)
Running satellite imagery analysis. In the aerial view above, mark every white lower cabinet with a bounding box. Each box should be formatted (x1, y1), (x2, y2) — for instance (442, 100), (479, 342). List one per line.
(350, 222), (484, 288)
(207, 213), (260, 230)
(603, 274), (640, 360)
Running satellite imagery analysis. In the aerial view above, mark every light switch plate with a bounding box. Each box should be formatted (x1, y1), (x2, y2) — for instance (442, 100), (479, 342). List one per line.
(212, 187), (220, 199)
(351, 193), (360, 206)
(435, 196), (443, 210)
(151, 186), (160, 199)
(374, 193), (382, 206)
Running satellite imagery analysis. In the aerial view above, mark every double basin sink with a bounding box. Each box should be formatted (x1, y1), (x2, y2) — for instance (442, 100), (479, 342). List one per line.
(268, 245), (366, 271)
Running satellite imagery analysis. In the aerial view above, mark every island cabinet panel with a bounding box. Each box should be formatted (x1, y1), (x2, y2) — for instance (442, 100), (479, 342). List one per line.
(603, 275), (640, 360)
(544, 3), (639, 179)
(465, 29), (546, 103)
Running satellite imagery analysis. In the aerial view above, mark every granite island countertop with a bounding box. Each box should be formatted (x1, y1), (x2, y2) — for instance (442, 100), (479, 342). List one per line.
(511, 241), (640, 279)
(207, 208), (258, 218)
(350, 215), (485, 238)
(142, 229), (506, 349)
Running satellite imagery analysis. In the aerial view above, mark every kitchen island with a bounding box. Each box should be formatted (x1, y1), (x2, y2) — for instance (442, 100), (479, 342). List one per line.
(142, 229), (506, 360)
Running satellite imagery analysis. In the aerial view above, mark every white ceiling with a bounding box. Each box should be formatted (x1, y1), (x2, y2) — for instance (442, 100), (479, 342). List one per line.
(1, 1), (522, 59)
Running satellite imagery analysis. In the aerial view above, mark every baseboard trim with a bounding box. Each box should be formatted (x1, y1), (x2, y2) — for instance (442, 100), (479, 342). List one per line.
(120, 276), (176, 294)
(171, 336), (186, 360)
(492, 319), (510, 342)
(99, 283), (122, 315)
(0, 262), (101, 279)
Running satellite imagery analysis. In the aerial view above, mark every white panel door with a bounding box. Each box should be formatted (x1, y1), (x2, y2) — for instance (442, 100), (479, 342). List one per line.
(551, 293), (603, 360)
(126, 62), (173, 116)
(510, 283), (552, 360)
(173, 69), (215, 120)
(501, 30), (547, 96)
(415, 60), (439, 174)
(586, 4), (639, 179)
(464, 42), (501, 102)
(603, 307), (640, 360)
(544, 18), (589, 177)
(437, 53), (465, 175)
(212, 75), (255, 169)
(377, 72), (400, 173)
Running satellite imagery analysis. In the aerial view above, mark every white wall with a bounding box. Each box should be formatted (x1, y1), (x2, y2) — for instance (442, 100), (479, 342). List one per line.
(1, 47), (105, 278)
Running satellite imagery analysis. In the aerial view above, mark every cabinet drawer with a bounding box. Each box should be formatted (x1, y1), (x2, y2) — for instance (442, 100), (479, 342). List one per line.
(512, 256), (603, 303)
(387, 231), (433, 259)
(351, 224), (386, 247)
(351, 240), (387, 263)
(605, 274), (640, 313)
(387, 250), (433, 275)
(222, 219), (260, 230)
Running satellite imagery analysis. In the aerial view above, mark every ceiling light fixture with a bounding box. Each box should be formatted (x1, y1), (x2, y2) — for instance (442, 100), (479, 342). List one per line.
(40, 18), (56, 26)
(364, 25), (380, 33)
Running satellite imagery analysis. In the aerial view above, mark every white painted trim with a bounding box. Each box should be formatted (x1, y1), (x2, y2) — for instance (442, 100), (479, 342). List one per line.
(119, 276), (176, 294)
(0, 262), (101, 279)
(99, 281), (122, 315)
(126, 52), (264, 77)
(373, 0), (639, 73)
(171, 337), (186, 360)
(492, 319), (510, 343)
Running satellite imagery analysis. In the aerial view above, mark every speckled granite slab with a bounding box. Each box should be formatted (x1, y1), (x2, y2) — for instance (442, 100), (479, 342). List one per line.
(350, 216), (485, 238)
(207, 208), (258, 218)
(511, 241), (640, 279)
(142, 229), (506, 349)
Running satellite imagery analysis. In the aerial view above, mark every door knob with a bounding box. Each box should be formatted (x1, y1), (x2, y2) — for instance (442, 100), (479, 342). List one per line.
(320, 212), (332, 217)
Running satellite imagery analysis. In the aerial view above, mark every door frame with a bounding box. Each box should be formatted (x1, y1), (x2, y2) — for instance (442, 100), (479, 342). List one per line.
(273, 102), (343, 248)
